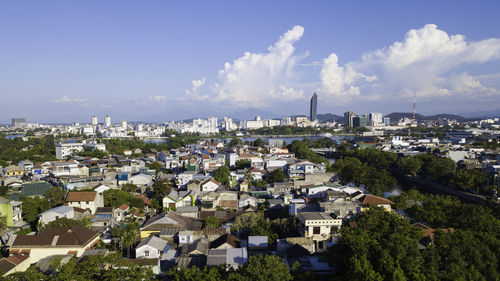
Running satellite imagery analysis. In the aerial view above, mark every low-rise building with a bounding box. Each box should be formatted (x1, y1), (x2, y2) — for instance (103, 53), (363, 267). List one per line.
(65, 191), (104, 214)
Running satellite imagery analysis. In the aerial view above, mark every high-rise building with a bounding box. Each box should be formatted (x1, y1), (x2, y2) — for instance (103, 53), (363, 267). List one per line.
(353, 116), (367, 128)
(344, 111), (355, 127)
(11, 118), (26, 128)
(104, 116), (111, 127)
(91, 116), (98, 126)
(310, 93), (317, 121)
(121, 120), (127, 131)
(368, 113), (383, 126)
(384, 117), (391, 126)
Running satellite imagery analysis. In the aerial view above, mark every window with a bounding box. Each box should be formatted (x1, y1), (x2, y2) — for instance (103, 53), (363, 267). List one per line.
(86, 201), (89, 204)
(144, 250), (149, 257)
(313, 227), (320, 235)
(55, 216), (59, 219)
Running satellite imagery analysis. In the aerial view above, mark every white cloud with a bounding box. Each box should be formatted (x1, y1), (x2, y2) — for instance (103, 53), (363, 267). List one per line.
(184, 25), (307, 107)
(319, 24), (500, 104)
(53, 96), (88, 103)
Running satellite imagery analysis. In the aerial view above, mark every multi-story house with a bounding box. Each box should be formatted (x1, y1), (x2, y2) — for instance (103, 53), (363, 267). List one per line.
(65, 191), (104, 214)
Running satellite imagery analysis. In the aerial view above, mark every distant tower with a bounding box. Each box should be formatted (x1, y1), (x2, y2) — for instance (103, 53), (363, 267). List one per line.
(310, 93), (318, 121)
(344, 111), (355, 128)
(412, 93), (417, 121)
(91, 116), (98, 126)
(104, 116), (111, 127)
(120, 120), (127, 131)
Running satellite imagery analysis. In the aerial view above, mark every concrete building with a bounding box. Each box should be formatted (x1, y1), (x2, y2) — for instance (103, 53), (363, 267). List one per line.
(11, 118), (26, 128)
(55, 141), (84, 160)
(344, 111), (355, 128)
(65, 191), (104, 214)
(310, 93), (318, 121)
(91, 116), (98, 126)
(104, 116), (111, 127)
(353, 116), (367, 128)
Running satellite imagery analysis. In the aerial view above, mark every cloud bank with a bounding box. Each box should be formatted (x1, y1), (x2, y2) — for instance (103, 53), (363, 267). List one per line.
(185, 24), (500, 112)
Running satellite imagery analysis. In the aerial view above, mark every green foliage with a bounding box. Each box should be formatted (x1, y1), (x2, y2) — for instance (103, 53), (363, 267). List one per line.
(420, 154), (456, 184)
(450, 169), (487, 192)
(235, 159), (251, 169)
(232, 211), (278, 244)
(45, 186), (65, 207)
(103, 189), (133, 208)
(204, 215), (221, 228)
(5, 253), (156, 280)
(396, 156), (423, 177)
(152, 180), (172, 200)
(214, 165), (230, 185)
(111, 218), (140, 258)
(147, 161), (164, 174)
(287, 140), (329, 165)
(327, 208), (425, 281)
(229, 138), (242, 147)
(253, 138), (264, 147)
(266, 168), (286, 183)
(20, 196), (49, 226)
(75, 146), (107, 158)
(121, 183), (138, 193)
(0, 135), (56, 163)
(167, 254), (291, 281)
(44, 217), (91, 229)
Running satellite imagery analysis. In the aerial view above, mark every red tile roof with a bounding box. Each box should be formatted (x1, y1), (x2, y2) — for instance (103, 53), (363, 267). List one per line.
(66, 191), (97, 202)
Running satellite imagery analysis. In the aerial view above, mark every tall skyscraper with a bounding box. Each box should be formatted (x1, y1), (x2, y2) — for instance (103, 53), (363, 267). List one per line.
(310, 93), (317, 121)
(344, 111), (355, 127)
(120, 120), (127, 131)
(104, 116), (111, 127)
(11, 118), (26, 128)
(91, 116), (98, 126)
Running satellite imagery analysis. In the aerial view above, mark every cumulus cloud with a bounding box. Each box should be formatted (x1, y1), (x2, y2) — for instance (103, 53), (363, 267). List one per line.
(53, 96), (88, 103)
(319, 24), (500, 104)
(183, 25), (307, 107)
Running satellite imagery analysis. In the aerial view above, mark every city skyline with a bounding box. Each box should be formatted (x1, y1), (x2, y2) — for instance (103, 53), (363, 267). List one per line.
(1, 1), (500, 123)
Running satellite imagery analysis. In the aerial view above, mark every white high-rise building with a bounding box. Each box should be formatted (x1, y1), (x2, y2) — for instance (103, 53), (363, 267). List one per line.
(121, 120), (127, 131)
(104, 116), (111, 127)
(208, 117), (218, 129)
(91, 116), (98, 126)
(136, 124), (144, 131)
(368, 113), (383, 126)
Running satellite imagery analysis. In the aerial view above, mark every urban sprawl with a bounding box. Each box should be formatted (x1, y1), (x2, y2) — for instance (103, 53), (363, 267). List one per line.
(1, 94), (500, 280)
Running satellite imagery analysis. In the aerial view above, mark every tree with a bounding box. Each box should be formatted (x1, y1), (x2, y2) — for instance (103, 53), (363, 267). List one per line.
(229, 138), (242, 147)
(253, 138), (265, 147)
(45, 186), (65, 207)
(235, 159), (251, 169)
(214, 165), (230, 186)
(103, 189), (132, 208)
(328, 207), (425, 281)
(44, 217), (91, 229)
(121, 183), (138, 193)
(152, 180), (171, 200)
(20, 196), (49, 227)
(241, 255), (292, 281)
(451, 169), (487, 192)
(397, 156), (423, 177)
(333, 157), (365, 184)
(266, 168), (286, 183)
(204, 216), (221, 228)
(112, 218), (140, 258)
(148, 161), (164, 174)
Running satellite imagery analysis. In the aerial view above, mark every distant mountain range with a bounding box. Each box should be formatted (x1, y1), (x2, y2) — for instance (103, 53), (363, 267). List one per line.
(383, 112), (468, 121)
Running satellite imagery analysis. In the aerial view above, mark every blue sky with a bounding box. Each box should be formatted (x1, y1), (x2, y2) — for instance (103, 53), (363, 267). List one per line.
(1, 0), (500, 123)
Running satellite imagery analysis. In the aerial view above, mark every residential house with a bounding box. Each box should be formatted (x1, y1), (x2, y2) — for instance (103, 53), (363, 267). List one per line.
(201, 179), (220, 192)
(248, 236), (268, 250)
(113, 203), (129, 223)
(238, 194), (258, 208)
(91, 207), (116, 231)
(176, 206), (199, 218)
(38, 205), (75, 225)
(49, 161), (82, 177)
(239, 179), (249, 192)
(206, 248), (248, 269)
(18, 160), (34, 172)
(0, 255), (30, 276)
(217, 191), (238, 209)
(162, 190), (196, 209)
(358, 195), (395, 212)
(297, 212), (342, 252)
(9, 226), (100, 264)
(210, 234), (240, 249)
(0, 197), (22, 227)
(135, 236), (170, 259)
(65, 191), (104, 214)
(178, 230), (194, 244)
(140, 211), (203, 239)
(4, 166), (24, 178)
